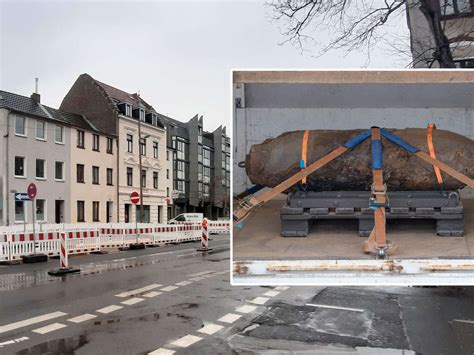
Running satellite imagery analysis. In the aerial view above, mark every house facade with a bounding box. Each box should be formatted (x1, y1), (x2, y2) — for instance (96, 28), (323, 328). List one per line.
(60, 74), (168, 224)
(407, 0), (474, 67)
(0, 90), (95, 225)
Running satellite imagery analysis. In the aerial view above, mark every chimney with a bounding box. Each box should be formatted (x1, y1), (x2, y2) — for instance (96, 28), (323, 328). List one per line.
(31, 78), (40, 103)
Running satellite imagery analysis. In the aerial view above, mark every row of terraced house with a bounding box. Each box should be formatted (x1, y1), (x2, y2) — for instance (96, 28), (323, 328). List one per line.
(0, 74), (230, 226)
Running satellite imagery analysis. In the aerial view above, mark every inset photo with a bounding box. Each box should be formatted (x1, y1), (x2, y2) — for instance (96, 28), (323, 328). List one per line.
(231, 69), (474, 286)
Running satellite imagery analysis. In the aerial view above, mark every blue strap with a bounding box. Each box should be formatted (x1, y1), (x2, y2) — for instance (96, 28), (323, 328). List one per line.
(371, 139), (383, 169)
(380, 128), (419, 154)
(299, 159), (306, 169)
(342, 130), (371, 150)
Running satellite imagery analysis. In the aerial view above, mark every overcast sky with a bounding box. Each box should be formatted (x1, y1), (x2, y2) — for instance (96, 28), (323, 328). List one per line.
(0, 0), (409, 131)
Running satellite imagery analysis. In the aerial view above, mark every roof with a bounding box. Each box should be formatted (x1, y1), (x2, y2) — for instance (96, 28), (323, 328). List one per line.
(0, 90), (98, 132)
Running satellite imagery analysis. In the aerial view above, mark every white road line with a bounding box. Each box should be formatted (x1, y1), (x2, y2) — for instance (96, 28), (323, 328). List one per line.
(218, 313), (242, 324)
(176, 281), (193, 286)
(275, 286), (289, 291)
(250, 297), (270, 305)
(115, 284), (162, 298)
(121, 297), (144, 306)
(170, 334), (202, 347)
(149, 348), (175, 355)
(96, 305), (123, 314)
(198, 323), (224, 335)
(190, 277), (205, 281)
(32, 323), (67, 334)
(453, 319), (474, 324)
(67, 314), (97, 324)
(161, 286), (179, 292)
(177, 252), (199, 258)
(236, 305), (258, 314)
(263, 290), (280, 297)
(0, 311), (67, 334)
(143, 291), (162, 298)
(306, 303), (364, 313)
(188, 270), (215, 277)
(0, 336), (29, 348)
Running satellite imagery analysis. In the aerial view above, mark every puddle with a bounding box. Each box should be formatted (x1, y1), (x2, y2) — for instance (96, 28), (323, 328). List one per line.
(173, 303), (199, 309)
(16, 333), (88, 355)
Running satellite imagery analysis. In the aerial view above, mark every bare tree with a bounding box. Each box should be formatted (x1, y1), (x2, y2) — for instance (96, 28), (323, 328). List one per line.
(267, 0), (466, 67)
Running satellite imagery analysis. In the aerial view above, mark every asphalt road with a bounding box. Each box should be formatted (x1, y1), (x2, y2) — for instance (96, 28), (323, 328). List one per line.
(0, 235), (473, 355)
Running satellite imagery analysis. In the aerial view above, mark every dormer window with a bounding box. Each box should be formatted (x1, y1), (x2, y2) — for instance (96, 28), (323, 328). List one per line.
(140, 109), (145, 122)
(152, 114), (157, 126)
(126, 104), (132, 117)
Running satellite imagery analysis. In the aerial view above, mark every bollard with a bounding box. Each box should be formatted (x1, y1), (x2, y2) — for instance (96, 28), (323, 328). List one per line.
(197, 219), (212, 252)
(48, 232), (80, 276)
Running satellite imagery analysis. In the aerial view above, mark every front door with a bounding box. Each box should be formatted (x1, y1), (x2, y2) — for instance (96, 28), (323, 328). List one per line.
(106, 201), (113, 223)
(125, 204), (130, 223)
(55, 200), (64, 223)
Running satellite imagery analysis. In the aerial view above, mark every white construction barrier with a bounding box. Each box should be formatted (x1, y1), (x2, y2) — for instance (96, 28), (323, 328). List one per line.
(208, 221), (231, 234)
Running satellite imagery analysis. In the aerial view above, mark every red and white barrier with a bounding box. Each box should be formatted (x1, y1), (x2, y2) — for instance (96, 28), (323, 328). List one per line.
(60, 232), (68, 268)
(208, 221), (231, 234)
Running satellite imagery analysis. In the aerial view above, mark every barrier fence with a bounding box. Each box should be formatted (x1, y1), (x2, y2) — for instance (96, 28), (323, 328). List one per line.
(0, 221), (230, 262)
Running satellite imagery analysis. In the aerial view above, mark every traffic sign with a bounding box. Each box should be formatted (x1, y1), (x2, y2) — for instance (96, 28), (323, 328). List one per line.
(15, 193), (30, 202)
(130, 191), (140, 204)
(27, 183), (37, 200)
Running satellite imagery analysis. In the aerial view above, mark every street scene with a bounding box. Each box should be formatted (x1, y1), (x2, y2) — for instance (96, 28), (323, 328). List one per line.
(1, 0), (473, 354)
(1, 236), (474, 354)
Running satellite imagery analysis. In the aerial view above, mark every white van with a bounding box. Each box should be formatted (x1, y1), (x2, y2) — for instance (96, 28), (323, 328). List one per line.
(168, 213), (204, 224)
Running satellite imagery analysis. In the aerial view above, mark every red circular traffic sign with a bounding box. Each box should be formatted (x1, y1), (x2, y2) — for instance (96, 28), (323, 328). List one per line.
(27, 183), (37, 200)
(130, 191), (140, 204)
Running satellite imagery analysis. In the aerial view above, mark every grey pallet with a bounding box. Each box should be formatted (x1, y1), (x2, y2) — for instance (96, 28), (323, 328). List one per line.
(281, 191), (464, 237)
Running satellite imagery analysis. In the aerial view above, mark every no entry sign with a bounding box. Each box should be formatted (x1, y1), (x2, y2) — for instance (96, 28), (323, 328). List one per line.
(130, 191), (140, 204)
(27, 183), (37, 200)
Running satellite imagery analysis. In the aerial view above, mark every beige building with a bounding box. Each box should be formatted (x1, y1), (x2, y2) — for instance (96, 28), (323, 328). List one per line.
(70, 127), (117, 223)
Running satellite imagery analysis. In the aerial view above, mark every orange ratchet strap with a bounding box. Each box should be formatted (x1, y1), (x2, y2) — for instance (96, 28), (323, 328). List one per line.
(427, 124), (443, 184)
(300, 130), (310, 184)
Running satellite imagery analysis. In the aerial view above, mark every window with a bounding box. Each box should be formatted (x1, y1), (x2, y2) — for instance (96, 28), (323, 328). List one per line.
(203, 184), (210, 198)
(55, 161), (64, 181)
(203, 148), (211, 166)
(222, 169), (226, 186)
(141, 170), (146, 187)
(203, 166), (210, 184)
(152, 114), (157, 126)
(177, 161), (185, 180)
(36, 159), (46, 179)
(166, 150), (169, 161)
(127, 167), (133, 186)
(107, 137), (113, 154)
(153, 172), (158, 189)
(140, 138), (146, 156)
(107, 168), (113, 185)
(198, 126), (202, 144)
(55, 125), (64, 144)
(167, 187), (170, 197)
(92, 201), (100, 222)
(77, 201), (85, 222)
(14, 156), (25, 177)
(15, 116), (26, 136)
(222, 152), (226, 169)
(176, 180), (185, 193)
(153, 141), (158, 159)
(77, 130), (85, 148)
(36, 121), (46, 140)
(127, 134), (133, 153)
(36, 199), (46, 221)
(77, 164), (85, 183)
(166, 169), (169, 179)
(442, 0), (472, 15)
(126, 104), (132, 117)
(92, 166), (100, 184)
(226, 155), (230, 171)
(15, 201), (25, 222)
(140, 109), (145, 122)
(198, 144), (202, 163)
(92, 134), (100, 151)
(176, 139), (185, 160)
(198, 163), (203, 182)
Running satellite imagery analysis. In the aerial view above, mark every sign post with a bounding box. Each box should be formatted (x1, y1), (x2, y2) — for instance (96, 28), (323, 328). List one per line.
(22, 183), (47, 263)
(129, 191), (145, 250)
(28, 183), (37, 254)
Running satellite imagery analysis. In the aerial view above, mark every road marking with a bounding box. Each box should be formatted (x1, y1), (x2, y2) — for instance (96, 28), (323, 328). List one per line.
(176, 281), (193, 286)
(190, 277), (205, 281)
(263, 290), (280, 297)
(149, 348), (175, 355)
(188, 270), (215, 277)
(250, 297), (270, 305)
(306, 303), (364, 313)
(170, 334), (202, 347)
(115, 284), (162, 298)
(32, 323), (67, 334)
(0, 311), (67, 334)
(96, 305), (123, 314)
(453, 319), (474, 325)
(236, 305), (258, 314)
(198, 323), (224, 335)
(218, 313), (241, 323)
(121, 297), (144, 306)
(161, 286), (178, 292)
(143, 291), (162, 298)
(67, 314), (97, 324)
(177, 252), (200, 258)
(0, 336), (29, 348)
(275, 286), (289, 291)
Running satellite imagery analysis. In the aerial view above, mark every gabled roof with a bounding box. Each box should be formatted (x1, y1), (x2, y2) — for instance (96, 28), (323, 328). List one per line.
(0, 90), (97, 131)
